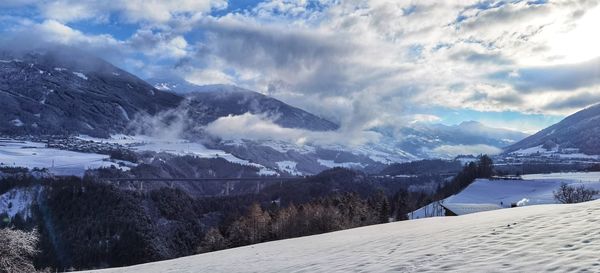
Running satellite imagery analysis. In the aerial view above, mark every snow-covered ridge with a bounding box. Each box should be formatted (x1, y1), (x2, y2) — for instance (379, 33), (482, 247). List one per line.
(84, 200), (600, 272)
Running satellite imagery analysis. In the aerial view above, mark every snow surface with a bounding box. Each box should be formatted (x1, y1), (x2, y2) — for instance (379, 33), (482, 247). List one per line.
(0, 139), (126, 176)
(0, 187), (38, 219)
(510, 145), (600, 159)
(77, 135), (278, 176)
(85, 200), (600, 273)
(10, 118), (24, 127)
(317, 159), (365, 169)
(410, 172), (600, 219)
(275, 161), (302, 176)
(522, 172), (600, 182)
(72, 71), (88, 80)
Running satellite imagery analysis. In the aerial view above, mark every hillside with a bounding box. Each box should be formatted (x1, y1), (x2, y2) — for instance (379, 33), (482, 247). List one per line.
(185, 85), (339, 131)
(0, 48), (183, 137)
(506, 103), (600, 155)
(84, 200), (600, 272)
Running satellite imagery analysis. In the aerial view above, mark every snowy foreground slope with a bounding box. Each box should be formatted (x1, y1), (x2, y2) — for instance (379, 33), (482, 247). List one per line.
(86, 200), (600, 272)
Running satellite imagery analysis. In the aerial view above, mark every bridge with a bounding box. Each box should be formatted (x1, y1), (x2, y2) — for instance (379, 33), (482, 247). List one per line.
(104, 177), (305, 195)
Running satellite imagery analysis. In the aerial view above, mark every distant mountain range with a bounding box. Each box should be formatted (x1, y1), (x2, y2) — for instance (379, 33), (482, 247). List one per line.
(393, 121), (529, 158)
(505, 103), (600, 155)
(0, 48), (536, 175)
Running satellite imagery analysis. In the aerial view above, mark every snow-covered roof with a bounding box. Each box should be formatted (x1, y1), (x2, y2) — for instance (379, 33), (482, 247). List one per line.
(441, 203), (502, 216)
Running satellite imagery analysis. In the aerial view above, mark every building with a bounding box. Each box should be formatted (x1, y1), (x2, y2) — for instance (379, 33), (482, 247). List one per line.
(440, 203), (503, 216)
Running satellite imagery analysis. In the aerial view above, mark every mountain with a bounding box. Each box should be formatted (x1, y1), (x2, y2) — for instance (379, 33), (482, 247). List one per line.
(0, 48), (529, 176)
(505, 103), (600, 155)
(0, 48), (182, 137)
(147, 76), (340, 131)
(0, 48), (357, 175)
(374, 121), (529, 158)
(0, 48), (337, 137)
(405, 121), (528, 148)
(147, 77), (205, 93)
(184, 85), (339, 131)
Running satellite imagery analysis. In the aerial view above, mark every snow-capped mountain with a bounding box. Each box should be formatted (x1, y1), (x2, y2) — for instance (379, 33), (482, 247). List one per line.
(505, 103), (600, 155)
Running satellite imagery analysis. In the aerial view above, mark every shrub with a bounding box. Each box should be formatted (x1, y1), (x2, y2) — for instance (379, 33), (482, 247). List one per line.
(553, 183), (599, 204)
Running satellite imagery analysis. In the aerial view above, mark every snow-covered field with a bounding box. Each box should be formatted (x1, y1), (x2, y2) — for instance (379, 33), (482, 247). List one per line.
(85, 200), (600, 273)
(410, 172), (600, 219)
(78, 135), (279, 176)
(0, 139), (124, 176)
(522, 172), (600, 182)
(510, 145), (600, 160)
(317, 159), (365, 169)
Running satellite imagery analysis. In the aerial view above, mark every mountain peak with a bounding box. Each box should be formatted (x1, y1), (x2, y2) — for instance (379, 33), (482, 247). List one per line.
(458, 120), (483, 127)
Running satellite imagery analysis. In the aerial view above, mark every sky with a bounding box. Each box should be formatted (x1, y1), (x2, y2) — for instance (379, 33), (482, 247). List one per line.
(1, 0), (600, 135)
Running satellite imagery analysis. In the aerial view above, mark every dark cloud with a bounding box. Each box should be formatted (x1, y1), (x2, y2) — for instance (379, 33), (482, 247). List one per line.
(192, 17), (376, 95)
(492, 57), (600, 92)
(544, 92), (600, 111)
(450, 50), (513, 65)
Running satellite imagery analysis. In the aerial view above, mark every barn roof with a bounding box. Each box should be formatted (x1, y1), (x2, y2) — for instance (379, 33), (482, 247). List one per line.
(441, 203), (503, 216)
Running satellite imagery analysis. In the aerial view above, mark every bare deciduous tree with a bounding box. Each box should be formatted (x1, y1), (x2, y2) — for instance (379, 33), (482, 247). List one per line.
(0, 228), (39, 273)
(553, 183), (599, 204)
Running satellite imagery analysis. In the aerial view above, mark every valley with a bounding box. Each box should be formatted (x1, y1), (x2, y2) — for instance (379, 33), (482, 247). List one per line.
(0, 1), (600, 272)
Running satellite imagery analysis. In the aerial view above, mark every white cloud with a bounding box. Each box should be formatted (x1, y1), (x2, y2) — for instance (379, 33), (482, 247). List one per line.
(204, 113), (380, 147)
(33, 0), (227, 23)
(432, 144), (502, 158)
(410, 114), (442, 124)
(186, 69), (234, 86)
(3, 0), (600, 136)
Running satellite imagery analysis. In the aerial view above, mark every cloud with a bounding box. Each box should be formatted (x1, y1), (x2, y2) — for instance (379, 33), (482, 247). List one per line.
(204, 113), (380, 147)
(3, 0), (600, 136)
(14, 0), (227, 23)
(128, 29), (190, 58)
(543, 91), (600, 112)
(410, 114), (441, 124)
(431, 144), (502, 158)
(493, 57), (600, 92)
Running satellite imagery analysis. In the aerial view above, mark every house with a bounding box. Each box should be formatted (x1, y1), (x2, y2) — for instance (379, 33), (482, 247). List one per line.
(440, 203), (503, 216)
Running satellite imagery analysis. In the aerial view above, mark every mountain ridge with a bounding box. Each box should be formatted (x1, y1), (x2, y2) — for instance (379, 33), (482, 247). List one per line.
(505, 103), (600, 155)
